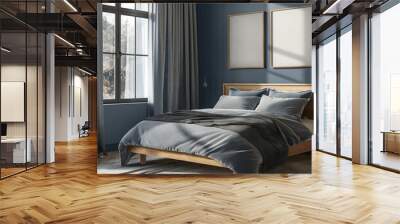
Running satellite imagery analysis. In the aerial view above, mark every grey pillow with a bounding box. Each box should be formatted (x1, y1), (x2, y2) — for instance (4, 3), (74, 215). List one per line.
(269, 89), (313, 99)
(255, 95), (309, 120)
(229, 88), (269, 97)
(214, 96), (260, 110)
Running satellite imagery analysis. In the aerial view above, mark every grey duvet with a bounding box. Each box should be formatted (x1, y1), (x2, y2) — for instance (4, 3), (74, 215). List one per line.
(119, 109), (312, 173)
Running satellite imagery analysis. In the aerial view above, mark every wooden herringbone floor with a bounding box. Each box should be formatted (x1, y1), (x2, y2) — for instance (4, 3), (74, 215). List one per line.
(1, 135), (400, 224)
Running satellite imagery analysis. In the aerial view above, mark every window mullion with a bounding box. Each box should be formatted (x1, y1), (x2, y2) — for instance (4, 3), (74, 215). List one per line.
(336, 30), (341, 157)
(135, 16), (137, 99)
(116, 5), (121, 100)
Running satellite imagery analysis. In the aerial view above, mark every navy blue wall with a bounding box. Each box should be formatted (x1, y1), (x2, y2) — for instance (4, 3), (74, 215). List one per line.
(103, 103), (148, 151)
(197, 3), (312, 108)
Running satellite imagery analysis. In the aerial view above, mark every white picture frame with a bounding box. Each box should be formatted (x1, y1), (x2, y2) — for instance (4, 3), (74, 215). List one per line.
(228, 12), (265, 69)
(270, 7), (312, 68)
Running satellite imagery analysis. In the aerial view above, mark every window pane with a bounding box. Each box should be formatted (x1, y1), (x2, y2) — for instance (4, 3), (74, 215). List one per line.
(121, 15), (135, 54)
(102, 12), (115, 53)
(136, 56), (148, 98)
(136, 17), (149, 55)
(121, 55), (136, 99)
(102, 3), (115, 6)
(103, 54), (115, 99)
(390, 74), (400, 134)
(340, 29), (352, 158)
(121, 3), (135, 10)
(318, 37), (337, 154)
(136, 3), (149, 12)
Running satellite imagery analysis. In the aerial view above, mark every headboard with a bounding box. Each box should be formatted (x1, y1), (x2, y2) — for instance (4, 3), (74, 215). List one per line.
(223, 83), (313, 119)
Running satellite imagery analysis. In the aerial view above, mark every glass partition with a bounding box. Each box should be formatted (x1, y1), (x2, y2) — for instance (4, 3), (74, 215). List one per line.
(0, 2), (46, 179)
(0, 32), (28, 177)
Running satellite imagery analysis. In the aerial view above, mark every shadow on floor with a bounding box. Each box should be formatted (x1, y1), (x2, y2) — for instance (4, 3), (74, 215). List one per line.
(97, 151), (311, 175)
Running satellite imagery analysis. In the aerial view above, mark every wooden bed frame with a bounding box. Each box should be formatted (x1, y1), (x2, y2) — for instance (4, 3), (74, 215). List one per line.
(128, 83), (313, 169)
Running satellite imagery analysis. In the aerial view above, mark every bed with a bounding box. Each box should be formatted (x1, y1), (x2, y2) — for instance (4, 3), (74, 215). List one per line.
(119, 83), (313, 173)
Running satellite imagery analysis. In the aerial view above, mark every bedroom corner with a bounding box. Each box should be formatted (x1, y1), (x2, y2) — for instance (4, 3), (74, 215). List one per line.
(96, 2), (313, 175)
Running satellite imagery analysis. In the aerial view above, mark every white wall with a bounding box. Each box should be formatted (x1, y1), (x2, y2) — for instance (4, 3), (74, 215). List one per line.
(55, 67), (89, 141)
(55, 66), (70, 141)
(71, 73), (89, 138)
(1, 64), (38, 138)
(1, 63), (46, 164)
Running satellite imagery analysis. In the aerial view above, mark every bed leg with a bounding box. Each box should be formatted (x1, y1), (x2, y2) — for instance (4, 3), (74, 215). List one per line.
(139, 154), (146, 165)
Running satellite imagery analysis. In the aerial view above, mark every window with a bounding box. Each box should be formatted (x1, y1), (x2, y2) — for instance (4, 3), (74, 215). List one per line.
(316, 24), (353, 159)
(101, 3), (149, 102)
(339, 27), (352, 158)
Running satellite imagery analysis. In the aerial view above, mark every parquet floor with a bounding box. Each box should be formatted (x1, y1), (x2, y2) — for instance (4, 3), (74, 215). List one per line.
(1, 135), (400, 223)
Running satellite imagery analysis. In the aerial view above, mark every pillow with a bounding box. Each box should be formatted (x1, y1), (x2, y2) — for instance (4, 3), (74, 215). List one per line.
(214, 96), (260, 110)
(255, 95), (309, 120)
(229, 88), (269, 97)
(269, 89), (312, 99)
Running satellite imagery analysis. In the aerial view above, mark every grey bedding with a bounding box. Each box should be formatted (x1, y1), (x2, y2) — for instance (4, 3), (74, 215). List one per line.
(119, 109), (312, 173)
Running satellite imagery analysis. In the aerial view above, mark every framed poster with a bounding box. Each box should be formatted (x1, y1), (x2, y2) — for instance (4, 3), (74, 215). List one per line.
(270, 7), (312, 68)
(228, 12), (265, 69)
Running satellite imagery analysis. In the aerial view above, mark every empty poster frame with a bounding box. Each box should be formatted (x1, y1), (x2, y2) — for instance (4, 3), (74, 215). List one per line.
(270, 7), (312, 68)
(228, 12), (265, 69)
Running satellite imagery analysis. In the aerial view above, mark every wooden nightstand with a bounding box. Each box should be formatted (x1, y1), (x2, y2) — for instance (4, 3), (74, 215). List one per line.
(382, 131), (400, 154)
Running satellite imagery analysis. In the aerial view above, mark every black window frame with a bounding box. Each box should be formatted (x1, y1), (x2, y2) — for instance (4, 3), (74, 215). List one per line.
(102, 3), (149, 104)
(315, 19), (353, 161)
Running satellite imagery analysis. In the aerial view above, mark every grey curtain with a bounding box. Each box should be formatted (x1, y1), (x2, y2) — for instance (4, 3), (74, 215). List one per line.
(150, 3), (199, 115)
